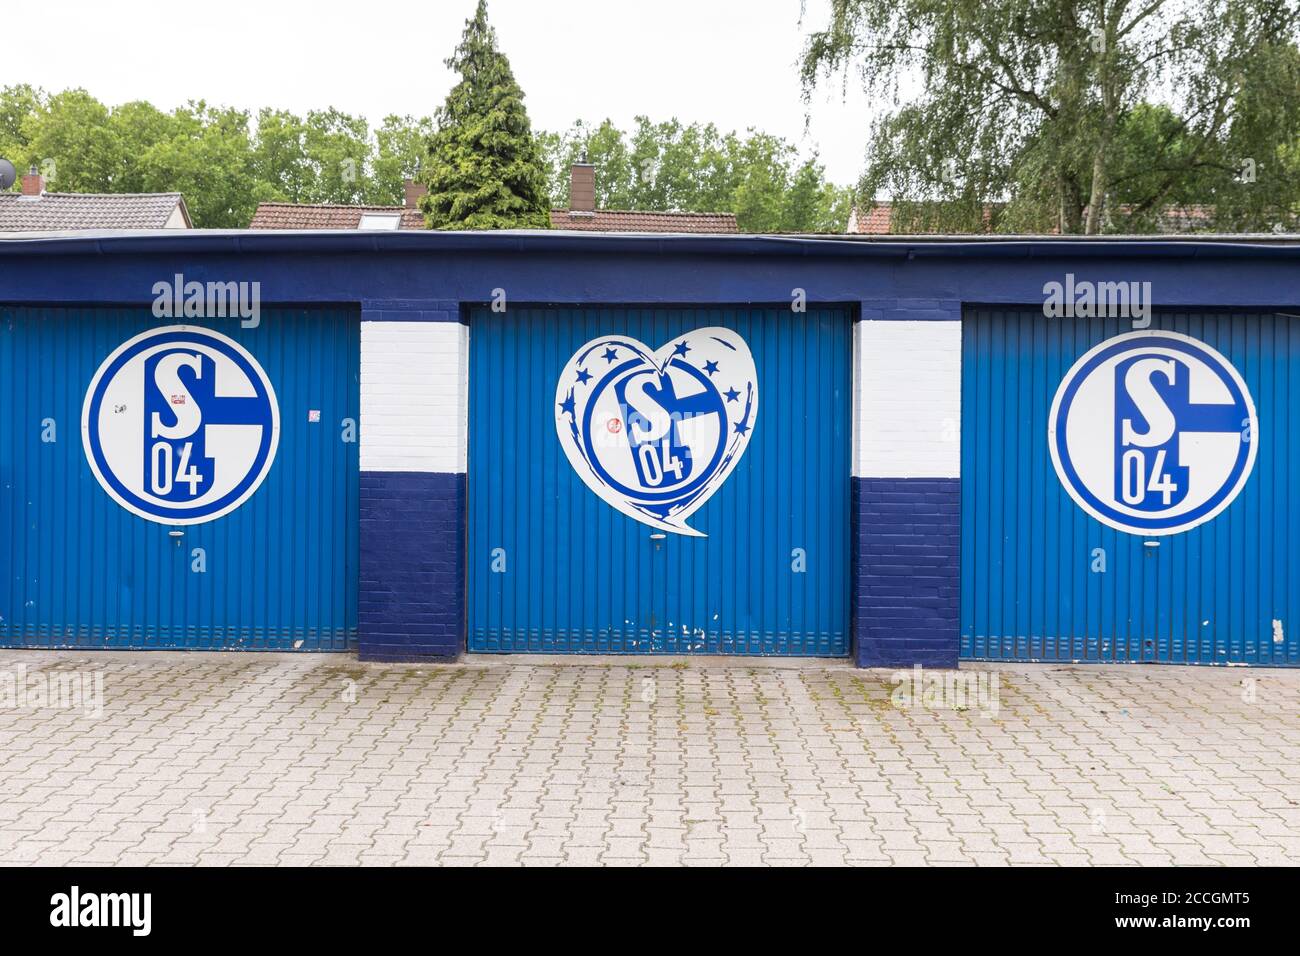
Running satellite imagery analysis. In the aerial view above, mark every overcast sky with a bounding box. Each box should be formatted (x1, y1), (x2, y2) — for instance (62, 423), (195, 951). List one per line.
(3, 0), (874, 186)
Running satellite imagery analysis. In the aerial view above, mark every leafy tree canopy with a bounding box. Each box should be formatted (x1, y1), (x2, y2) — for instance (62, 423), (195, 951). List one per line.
(420, 0), (551, 230)
(801, 0), (1300, 234)
(540, 116), (853, 233)
(0, 85), (432, 227)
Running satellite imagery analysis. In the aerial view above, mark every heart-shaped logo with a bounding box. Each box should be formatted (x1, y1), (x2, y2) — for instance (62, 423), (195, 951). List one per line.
(555, 328), (758, 537)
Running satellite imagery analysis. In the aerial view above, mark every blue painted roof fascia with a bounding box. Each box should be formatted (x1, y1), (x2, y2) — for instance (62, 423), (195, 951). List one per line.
(2, 229), (1300, 261)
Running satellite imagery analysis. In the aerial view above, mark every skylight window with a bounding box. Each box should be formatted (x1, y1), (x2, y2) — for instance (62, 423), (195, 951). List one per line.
(358, 213), (401, 231)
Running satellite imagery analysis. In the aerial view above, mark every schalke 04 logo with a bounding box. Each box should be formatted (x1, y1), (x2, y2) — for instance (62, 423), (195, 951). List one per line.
(82, 326), (280, 524)
(1049, 330), (1257, 536)
(555, 327), (757, 537)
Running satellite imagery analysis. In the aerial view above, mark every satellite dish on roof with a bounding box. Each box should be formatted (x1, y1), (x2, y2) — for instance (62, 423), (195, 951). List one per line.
(0, 159), (16, 191)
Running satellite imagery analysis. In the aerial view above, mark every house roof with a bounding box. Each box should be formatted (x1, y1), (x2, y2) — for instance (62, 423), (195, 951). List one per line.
(848, 204), (894, 235)
(249, 202), (738, 233)
(249, 202), (426, 230)
(848, 202), (1001, 235)
(1141, 204), (1216, 232)
(850, 200), (1247, 235)
(549, 209), (738, 233)
(0, 192), (191, 231)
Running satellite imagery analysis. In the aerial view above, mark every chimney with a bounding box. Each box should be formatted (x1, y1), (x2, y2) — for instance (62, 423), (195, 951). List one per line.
(403, 179), (427, 209)
(21, 165), (44, 197)
(569, 161), (595, 214)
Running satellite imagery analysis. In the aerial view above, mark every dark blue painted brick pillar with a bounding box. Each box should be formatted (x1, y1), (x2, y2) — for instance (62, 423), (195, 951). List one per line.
(358, 472), (465, 661)
(854, 477), (961, 668)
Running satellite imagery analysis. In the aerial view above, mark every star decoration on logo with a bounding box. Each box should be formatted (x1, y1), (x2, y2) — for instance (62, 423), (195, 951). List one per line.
(602, 347), (619, 364)
(558, 392), (576, 417)
(575, 368), (593, 385)
(673, 341), (691, 357)
(703, 360), (720, 376)
(724, 387), (740, 403)
(734, 420), (750, 435)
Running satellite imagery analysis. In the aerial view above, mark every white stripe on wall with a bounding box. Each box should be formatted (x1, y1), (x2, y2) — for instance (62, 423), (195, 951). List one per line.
(360, 321), (468, 473)
(853, 320), (961, 478)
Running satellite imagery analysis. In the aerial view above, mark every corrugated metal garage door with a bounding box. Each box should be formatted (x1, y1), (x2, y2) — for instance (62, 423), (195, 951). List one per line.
(0, 306), (359, 650)
(469, 306), (851, 655)
(962, 308), (1298, 666)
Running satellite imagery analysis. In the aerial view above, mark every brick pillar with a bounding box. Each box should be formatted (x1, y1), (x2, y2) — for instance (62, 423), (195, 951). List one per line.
(852, 301), (962, 667)
(357, 300), (467, 661)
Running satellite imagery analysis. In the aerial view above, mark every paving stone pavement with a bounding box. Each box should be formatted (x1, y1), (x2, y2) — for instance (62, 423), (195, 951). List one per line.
(0, 650), (1297, 867)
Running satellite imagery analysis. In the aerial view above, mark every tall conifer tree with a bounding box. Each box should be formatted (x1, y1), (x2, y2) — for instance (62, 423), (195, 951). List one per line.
(420, 0), (550, 230)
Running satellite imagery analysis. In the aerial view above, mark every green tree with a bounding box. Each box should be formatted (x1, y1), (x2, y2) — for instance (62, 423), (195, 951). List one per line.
(420, 0), (550, 229)
(627, 118), (738, 212)
(0, 86), (437, 215)
(542, 116), (852, 231)
(137, 101), (257, 227)
(784, 155), (854, 233)
(730, 132), (795, 232)
(540, 118), (634, 208)
(251, 108), (312, 203)
(370, 113), (434, 205)
(0, 84), (44, 183)
(108, 100), (177, 193)
(1211, 39), (1300, 230)
(304, 107), (371, 204)
(801, 0), (1300, 234)
(21, 88), (123, 192)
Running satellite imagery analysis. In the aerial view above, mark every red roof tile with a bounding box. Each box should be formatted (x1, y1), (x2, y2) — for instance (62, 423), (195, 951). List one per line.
(847, 204), (894, 234)
(249, 203), (425, 230)
(848, 202), (1001, 234)
(852, 200), (1237, 235)
(549, 209), (738, 233)
(249, 202), (737, 233)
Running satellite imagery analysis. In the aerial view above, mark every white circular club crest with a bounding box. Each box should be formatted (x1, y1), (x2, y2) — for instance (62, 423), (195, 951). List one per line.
(82, 326), (280, 525)
(1048, 330), (1257, 536)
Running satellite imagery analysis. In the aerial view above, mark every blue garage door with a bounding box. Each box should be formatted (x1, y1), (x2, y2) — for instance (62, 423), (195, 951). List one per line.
(469, 306), (851, 655)
(962, 308), (1298, 666)
(0, 306), (359, 650)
